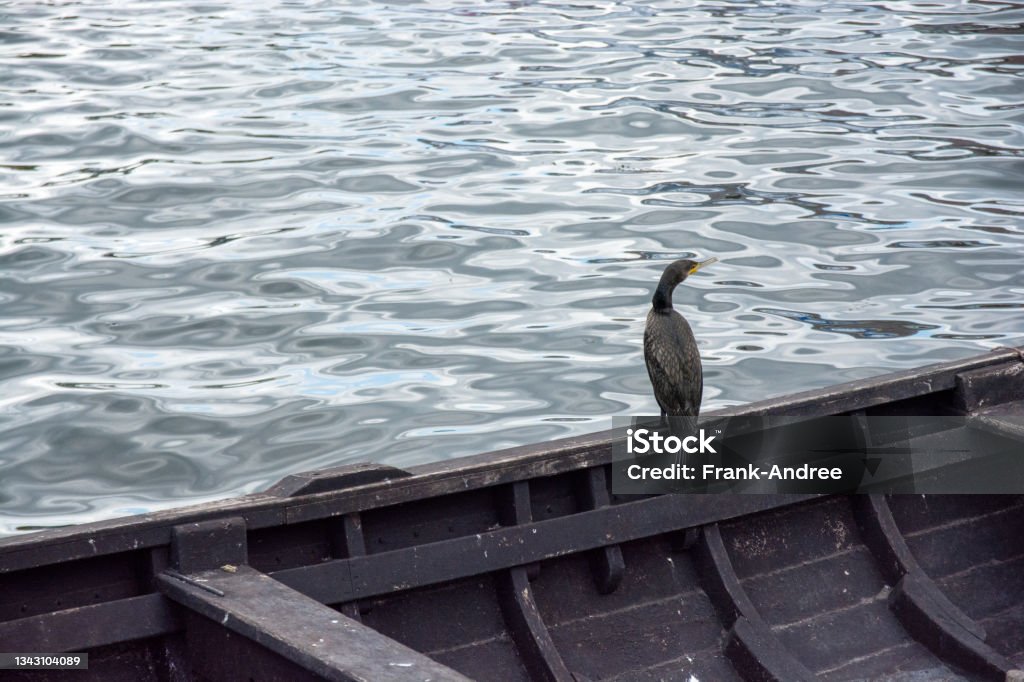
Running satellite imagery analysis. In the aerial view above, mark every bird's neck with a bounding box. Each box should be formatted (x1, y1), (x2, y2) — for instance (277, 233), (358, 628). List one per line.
(652, 280), (676, 312)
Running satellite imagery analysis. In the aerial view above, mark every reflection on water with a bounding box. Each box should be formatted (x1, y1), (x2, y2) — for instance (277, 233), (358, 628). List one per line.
(1, 0), (1023, 534)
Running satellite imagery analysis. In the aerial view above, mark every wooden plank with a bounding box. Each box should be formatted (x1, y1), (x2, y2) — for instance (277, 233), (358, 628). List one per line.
(0, 594), (179, 653)
(0, 549), (147, 622)
(157, 565), (471, 682)
(273, 493), (819, 605)
(1, 349), (1018, 573)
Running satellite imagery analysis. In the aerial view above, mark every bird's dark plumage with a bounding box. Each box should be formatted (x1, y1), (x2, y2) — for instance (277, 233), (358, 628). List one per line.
(643, 258), (716, 433)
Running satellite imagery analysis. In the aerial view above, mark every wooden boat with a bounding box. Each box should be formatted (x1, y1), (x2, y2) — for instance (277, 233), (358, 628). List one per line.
(2, 347), (1023, 681)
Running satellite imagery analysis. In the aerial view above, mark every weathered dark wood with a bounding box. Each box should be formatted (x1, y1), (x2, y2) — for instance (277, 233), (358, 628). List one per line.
(499, 480), (539, 579)
(695, 524), (815, 681)
(889, 574), (1013, 682)
(497, 567), (573, 682)
(850, 494), (912, 585)
(268, 463), (412, 497)
(853, 494), (986, 640)
(3, 349), (1024, 682)
(170, 517), (247, 574)
(958, 355), (1024, 444)
(0, 593), (179, 653)
(575, 467), (624, 595)
(0, 549), (148, 622)
(329, 513), (367, 621)
(4, 349), (1017, 574)
(272, 494), (818, 605)
(182, 611), (322, 682)
(955, 361), (1024, 413)
(693, 524), (764, 629)
(726, 617), (816, 682)
(157, 565), (471, 681)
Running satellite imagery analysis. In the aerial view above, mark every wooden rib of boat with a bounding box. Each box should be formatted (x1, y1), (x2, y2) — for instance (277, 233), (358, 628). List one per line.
(1, 347), (1023, 681)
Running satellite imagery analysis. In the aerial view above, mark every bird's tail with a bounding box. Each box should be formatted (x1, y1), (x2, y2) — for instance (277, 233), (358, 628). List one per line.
(666, 414), (699, 468)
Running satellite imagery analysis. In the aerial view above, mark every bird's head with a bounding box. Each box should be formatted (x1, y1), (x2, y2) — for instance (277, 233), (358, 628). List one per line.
(663, 257), (717, 287)
(653, 256), (717, 311)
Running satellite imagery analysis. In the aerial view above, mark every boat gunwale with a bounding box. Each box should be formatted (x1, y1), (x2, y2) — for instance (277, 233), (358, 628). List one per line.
(0, 347), (1019, 573)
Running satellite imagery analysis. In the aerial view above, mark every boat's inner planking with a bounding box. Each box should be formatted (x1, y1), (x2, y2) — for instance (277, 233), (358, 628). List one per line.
(1, 347), (1023, 681)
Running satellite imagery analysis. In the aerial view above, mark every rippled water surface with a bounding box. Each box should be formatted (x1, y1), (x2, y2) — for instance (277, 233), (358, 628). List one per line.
(2, 0), (1023, 534)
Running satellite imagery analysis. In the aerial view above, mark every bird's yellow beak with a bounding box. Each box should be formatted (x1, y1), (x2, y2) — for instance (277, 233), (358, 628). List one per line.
(688, 257), (717, 275)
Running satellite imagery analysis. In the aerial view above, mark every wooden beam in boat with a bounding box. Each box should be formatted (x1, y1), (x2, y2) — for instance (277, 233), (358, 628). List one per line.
(157, 564), (471, 682)
(272, 493), (819, 605)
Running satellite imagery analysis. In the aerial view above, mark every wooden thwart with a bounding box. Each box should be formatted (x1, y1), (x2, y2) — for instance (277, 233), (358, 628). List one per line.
(157, 564), (470, 682)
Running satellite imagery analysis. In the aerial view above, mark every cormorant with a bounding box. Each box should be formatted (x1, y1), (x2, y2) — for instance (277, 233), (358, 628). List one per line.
(643, 257), (716, 436)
